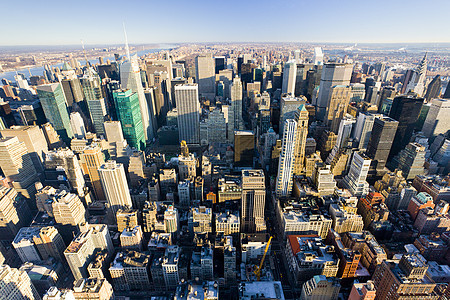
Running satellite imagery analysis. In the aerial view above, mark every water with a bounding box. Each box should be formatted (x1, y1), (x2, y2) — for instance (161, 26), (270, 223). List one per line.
(0, 44), (176, 82)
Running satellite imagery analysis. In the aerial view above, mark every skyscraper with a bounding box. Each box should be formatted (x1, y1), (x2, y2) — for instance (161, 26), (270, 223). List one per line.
(174, 84), (200, 144)
(316, 63), (353, 121)
(353, 112), (376, 150)
(98, 160), (133, 217)
(0, 186), (31, 239)
(276, 119), (297, 198)
(36, 83), (73, 143)
(80, 72), (107, 136)
(0, 265), (41, 300)
(313, 47), (324, 65)
(326, 85), (352, 133)
(69, 112), (86, 139)
(282, 61), (297, 95)
(343, 151), (371, 197)
(279, 95), (306, 134)
(422, 98), (450, 138)
(388, 95), (424, 159)
(366, 116), (398, 175)
(0, 136), (38, 200)
(405, 53), (427, 96)
(113, 89), (146, 151)
(424, 75), (441, 101)
(230, 76), (243, 131)
(80, 143), (105, 201)
(293, 104), (309, 175)
(234, 131), (254, 167)
(0, 125), (48, 174)
(241, 170), (266, 233)
(195, 53), (215, 100)
(120, 54), (154, 141)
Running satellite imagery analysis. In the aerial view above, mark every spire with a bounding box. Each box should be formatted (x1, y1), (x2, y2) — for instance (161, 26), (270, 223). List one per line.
(123, 22), (131, 61)
(417, 52), (427, 75)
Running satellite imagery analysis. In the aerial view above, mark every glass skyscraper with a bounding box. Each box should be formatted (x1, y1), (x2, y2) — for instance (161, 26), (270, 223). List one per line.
(113, 89), (145, 151)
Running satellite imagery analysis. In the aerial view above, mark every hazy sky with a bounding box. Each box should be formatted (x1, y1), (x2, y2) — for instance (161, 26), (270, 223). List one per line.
(1, 0), (449, 45)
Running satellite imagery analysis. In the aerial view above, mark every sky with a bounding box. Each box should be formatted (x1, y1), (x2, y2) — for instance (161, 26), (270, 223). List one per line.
(1, 0), (449, 46)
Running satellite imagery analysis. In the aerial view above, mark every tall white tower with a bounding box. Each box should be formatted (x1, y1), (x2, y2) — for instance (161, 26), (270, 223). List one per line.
(175, 84), (200, 144)
(276, 119), (298, 198)
(282, 61), (297, 95)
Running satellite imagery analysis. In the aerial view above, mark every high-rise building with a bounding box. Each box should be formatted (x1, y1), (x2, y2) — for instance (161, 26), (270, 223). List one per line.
(316, 63), (353, 121)
(234, 130), (254, 167)
(175, 84), (200, 144)
(405, 53), (427, 96)
(164, 205), (179, 234)
(113, 89), (146, 151)
(0, 136), (39, 200)
(300, 275), (340, 300)
(282, 61), (297, 95)
(0, 186), (31, 239)
(353, 113), (376, 150)
(241, 170), (266, 233)
(80, 143), (105, 200)
(80, 73), (107, 136)
(348, 281), (376, 300)
(313, 47), (324, 65)
(36, 83), (73, 143)
(45, 148), (86, 197)
(120, 225), (144, 250)
(109, 250), (151, 291)
(120, 54), (154, 141)
(69, 112), (86, 139)
(391, 142), (426, 180)
(293, 105), (309, 175)
(424, 75), (441, 101)
(214, 56), (226, 74)
(326, 85), (352, 133)
(206, 107), (227, 144)
(104, 121), (124, 143)
(372, 254), (435, 300)
(422, 98), (450, 138)
(276, 119), (298, 198)
(366, 116), (398, 175)
(312, 163), (337, 197)
(279, 95), (306, 134)
(388, 95), (424, 159)
(343, 152), (371, 197)
(230, 76), (243, 131)
(195, 53), (215, 100)
(98, 160), (133, 217)
(0, 265), (41, 300)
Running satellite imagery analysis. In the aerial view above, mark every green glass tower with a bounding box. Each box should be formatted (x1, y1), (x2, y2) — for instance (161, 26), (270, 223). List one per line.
(113, 89), (145, 151)
(36, 83), (73, 143)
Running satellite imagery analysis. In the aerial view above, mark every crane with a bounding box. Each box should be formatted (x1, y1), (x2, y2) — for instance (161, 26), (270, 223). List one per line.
(253, 236), (273, 281)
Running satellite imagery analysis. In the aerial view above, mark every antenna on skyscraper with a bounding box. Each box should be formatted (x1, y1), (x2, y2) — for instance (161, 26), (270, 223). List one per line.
(81, 40), (89, 66)
(123, 22), (131, 61)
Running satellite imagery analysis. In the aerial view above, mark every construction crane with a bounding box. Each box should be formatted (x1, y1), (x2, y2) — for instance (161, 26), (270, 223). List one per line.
(253, 236), (273, 281)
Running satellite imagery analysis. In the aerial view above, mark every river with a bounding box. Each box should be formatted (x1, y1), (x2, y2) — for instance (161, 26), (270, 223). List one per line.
(0, 44), (177, 82)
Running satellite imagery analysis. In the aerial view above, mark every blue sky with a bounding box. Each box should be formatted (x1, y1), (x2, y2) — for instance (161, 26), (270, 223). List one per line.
(1, 0), (449, 45)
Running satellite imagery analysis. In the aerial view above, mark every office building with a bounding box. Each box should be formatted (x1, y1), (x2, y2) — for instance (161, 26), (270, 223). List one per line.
(293, 105), (309, 175)
(405, 53), (427, 96)
(313, 47), (324, 65)
(234, 130), (254, 167)
(388, 95), (424, 159)
(164, 205), (179, 234)
(312, 163), (336, 197)
(116, 208), (138, 233)
(0, 265), (41, 300)
(353, 113), (375, 150)
(230, 76), (243, 131)
(279, 95), (306, 134)
(241, 170), (266, 233)
(113, 89), (146, 150)
(162, 245), (181, 289)
(206, 107), (227, 144)
(195, 53), (215, 100)
(79, 144), (105, 200)
(98, 160), (133, 217)
(0, 186), (31, 239)
(121, 54), (154, 141)
(391, 142), (426, 180)
(189, 206), (212, 234)
(72, 278), (114, 300)
(81, 73), (107, 136)
(109, 250), (151, 291)
(0, 125), (48, 174)
(326, 85), (352, 133)
(343, 152), (371, 197)
(422, 98), (450, 138)
(282, 61), (297, 95)
(120, 225), (143, 250)
(372, 254), (436, 300)
(316, 63), (353, 121)
(300, 275), (340, 300)
(276, 119), (298, 198)
(215, 211), (240, 235)
(36, 83), (73, 143)
(366, 116), (398, 174)
(348, 281), (376, 300)
(175, 84), (200, 144)
(69, 112), (86, 139)
(0, 136), (39, 200)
